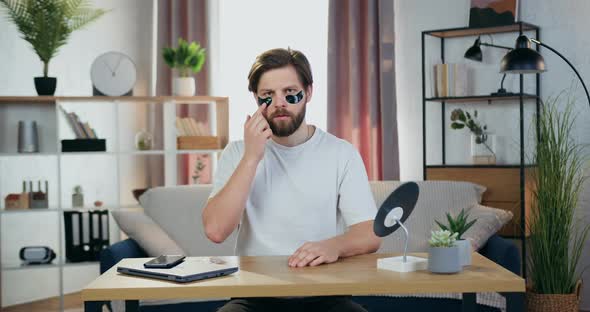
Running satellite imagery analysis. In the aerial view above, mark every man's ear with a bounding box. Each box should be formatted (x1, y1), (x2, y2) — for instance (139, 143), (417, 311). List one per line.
(305, 85), (313, 103)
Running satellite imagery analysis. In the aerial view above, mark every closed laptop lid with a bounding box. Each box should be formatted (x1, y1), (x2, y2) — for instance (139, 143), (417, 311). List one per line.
(117, 256), (238, 278)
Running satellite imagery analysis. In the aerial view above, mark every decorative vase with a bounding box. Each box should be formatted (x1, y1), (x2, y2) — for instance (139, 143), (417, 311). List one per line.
(17, 120), (39, 153)
(428, 246), (462, 274)
(455, 239), (472, 266)
(471, 133), (496, 165)
(72, 192), (84, 208)
(34, 77), (57, 96)
(135, 130), (153, 150)
(173, 77), (196, 96)
(526, 280), (582, 312)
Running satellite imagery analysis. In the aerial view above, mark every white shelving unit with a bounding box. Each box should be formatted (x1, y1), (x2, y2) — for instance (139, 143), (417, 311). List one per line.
(0, 96), (229, 310)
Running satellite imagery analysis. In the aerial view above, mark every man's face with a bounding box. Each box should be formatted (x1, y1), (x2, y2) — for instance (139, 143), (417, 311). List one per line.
(255, 65), (312, 137)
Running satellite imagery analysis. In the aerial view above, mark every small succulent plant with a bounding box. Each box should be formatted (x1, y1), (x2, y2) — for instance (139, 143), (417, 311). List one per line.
(435, 208), (477, 240)
(429, 230), (458, 248)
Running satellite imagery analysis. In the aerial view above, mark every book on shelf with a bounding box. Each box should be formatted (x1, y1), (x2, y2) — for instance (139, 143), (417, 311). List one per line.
(175, 117), (209, 136)
(433, 63), (470, 98)
(59, 106), (98, 139)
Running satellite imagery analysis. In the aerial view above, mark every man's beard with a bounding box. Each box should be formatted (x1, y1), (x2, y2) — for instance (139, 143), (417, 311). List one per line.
(266, 104), (306, 137)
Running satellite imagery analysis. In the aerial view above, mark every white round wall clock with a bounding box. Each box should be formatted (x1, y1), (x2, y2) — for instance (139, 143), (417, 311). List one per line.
(90, 51), (137, 96)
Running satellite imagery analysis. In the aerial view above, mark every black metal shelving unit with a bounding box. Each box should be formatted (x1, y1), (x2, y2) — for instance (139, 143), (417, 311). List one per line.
(421, 22), (541, 278)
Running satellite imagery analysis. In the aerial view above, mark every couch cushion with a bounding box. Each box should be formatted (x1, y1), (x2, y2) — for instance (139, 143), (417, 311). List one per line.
(139, 184), (236, 256)
(111, 210), (185, 256)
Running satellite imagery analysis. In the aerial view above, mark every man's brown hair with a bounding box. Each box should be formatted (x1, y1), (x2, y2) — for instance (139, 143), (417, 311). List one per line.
(247, 48), (313, 93)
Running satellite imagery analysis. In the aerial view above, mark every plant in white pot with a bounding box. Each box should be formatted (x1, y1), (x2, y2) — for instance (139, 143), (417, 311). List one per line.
(162, 38), (206, 96)
(526, 90), (589, 312)
(0, 0), (106, 95)
(428, 229), (462, 274)
(435, 208), (477, 266)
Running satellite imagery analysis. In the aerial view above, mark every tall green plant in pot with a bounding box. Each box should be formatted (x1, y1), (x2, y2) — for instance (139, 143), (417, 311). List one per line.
(526, 90), (589, 312)
(163, 38), (206, 96)
(0, 0), (106, 95)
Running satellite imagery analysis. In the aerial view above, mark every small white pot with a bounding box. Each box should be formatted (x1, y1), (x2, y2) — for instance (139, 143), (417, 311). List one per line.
(173, 77), (196, 96)
(456, 239), (472, 266)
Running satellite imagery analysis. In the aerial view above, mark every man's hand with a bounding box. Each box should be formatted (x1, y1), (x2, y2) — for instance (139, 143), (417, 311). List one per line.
(288, 240), (341, 267)
(243, 103), (272, 164)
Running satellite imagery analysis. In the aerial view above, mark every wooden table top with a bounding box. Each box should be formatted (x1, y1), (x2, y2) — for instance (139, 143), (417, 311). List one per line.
(81, 253), (525, 301)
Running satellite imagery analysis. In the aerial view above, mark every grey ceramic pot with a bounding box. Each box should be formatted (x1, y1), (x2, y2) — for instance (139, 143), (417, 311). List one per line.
(456, 239), (472, 266)
(428, 246), (462, 274)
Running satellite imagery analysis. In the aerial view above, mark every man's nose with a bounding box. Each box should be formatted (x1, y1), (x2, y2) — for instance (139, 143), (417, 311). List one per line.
(274, 94), (288, 107)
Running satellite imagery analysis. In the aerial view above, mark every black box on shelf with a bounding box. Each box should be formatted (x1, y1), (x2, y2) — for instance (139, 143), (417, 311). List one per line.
(63, 210), (109, 262)
(61, 139), (106, 152)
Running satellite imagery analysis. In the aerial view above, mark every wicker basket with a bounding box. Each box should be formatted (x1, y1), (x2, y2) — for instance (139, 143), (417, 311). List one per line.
(526, 280), (582, 312)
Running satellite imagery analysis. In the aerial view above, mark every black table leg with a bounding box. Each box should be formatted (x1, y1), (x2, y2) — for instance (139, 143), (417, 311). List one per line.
(84, 301), (104, 312)
(462, 293), (476, 312)
(126, 299), (140, 312)
(502, 292), (525, 312)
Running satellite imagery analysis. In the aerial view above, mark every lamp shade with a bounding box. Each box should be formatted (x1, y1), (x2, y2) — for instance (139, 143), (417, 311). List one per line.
(500, 35), (546, 74)
(464, 37), (483, 62)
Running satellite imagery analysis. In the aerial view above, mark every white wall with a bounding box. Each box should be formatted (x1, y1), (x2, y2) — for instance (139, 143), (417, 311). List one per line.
(209, 0), (328, 141)
(395, 0), (590, 308)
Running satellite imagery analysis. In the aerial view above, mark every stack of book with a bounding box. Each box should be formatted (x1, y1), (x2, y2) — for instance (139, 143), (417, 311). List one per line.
(433, 63), (470, 97)
(59, 106), (98, 139)
(176, 117), (221, 150)
(176, 117), (209, 136)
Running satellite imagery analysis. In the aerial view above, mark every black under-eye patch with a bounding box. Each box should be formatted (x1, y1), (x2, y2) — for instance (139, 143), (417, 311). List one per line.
(285, 91), (304, 104)
(257, 96), (272, 106)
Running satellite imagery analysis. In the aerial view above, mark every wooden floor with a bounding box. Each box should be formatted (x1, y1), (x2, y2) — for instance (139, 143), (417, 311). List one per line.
(1, 292), (108, 312)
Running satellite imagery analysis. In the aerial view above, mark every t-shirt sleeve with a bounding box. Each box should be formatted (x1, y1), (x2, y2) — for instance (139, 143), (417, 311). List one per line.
(208, 141), (242, 199)
(337, 145), (377, 227)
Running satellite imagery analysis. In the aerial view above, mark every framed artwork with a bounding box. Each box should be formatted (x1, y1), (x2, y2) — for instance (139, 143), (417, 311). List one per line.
(469, 0), (518, 28)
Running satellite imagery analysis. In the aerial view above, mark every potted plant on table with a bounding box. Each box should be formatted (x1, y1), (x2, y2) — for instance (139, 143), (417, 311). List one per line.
(526, 90), (589, 312)
(435, 208), (477, 266)
(162, 38), (206, 96)
(0, 0), (106, 95)
(450, 108), (497, 164)
(428, 229), (462, 274)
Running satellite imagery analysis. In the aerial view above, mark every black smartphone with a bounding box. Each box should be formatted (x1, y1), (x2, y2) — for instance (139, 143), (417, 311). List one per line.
(143, 255), (186, 269)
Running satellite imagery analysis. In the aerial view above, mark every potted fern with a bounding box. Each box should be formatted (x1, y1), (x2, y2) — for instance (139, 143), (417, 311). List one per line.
(0, 0), (106, 95)
(435, 208), (477, 266)
(526, 91), (589, 312)
(428, 229), (462, 274)
(162, 38), (206, 96)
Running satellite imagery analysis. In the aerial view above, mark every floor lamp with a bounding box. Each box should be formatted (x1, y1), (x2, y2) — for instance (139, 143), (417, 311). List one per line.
(500, 35), (590, 108)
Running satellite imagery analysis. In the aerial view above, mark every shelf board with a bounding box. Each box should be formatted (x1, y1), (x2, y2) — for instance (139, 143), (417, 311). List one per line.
(426, 164), (536, 169)
(0, 208), (60, 214)
(0, 152), (58, 157)
(425, 94), (538, 103)
(2, 261), (99, 271)
(175, 149), (224, 154)
(0, 95), (228, 104)
(424, 22), (539, 38)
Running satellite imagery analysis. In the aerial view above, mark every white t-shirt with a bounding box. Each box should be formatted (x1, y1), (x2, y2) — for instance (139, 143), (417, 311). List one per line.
(208, 127), (377, 256)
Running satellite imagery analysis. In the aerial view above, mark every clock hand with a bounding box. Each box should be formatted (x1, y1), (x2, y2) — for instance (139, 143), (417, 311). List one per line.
(102, 59), (115, 76)
(112, 55), (124, 76)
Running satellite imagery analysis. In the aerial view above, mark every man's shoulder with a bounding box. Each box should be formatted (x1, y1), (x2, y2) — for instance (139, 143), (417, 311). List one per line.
(318, 129), (358, 154)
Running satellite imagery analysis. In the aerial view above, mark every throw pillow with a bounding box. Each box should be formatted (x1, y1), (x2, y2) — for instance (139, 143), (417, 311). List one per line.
(463, 203), (513, 250)
(111, 210), (185, 256)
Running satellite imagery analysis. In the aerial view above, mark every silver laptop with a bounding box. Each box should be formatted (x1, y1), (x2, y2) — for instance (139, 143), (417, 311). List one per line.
(117, 257), (239, 283)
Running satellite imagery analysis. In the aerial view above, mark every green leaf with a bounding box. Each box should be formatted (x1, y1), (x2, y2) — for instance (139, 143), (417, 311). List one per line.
(451, 123), (465, 129)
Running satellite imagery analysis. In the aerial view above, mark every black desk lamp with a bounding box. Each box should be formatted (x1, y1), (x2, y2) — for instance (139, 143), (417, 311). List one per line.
(464, 36), (513, 96)
(500, 35), (590, 108)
